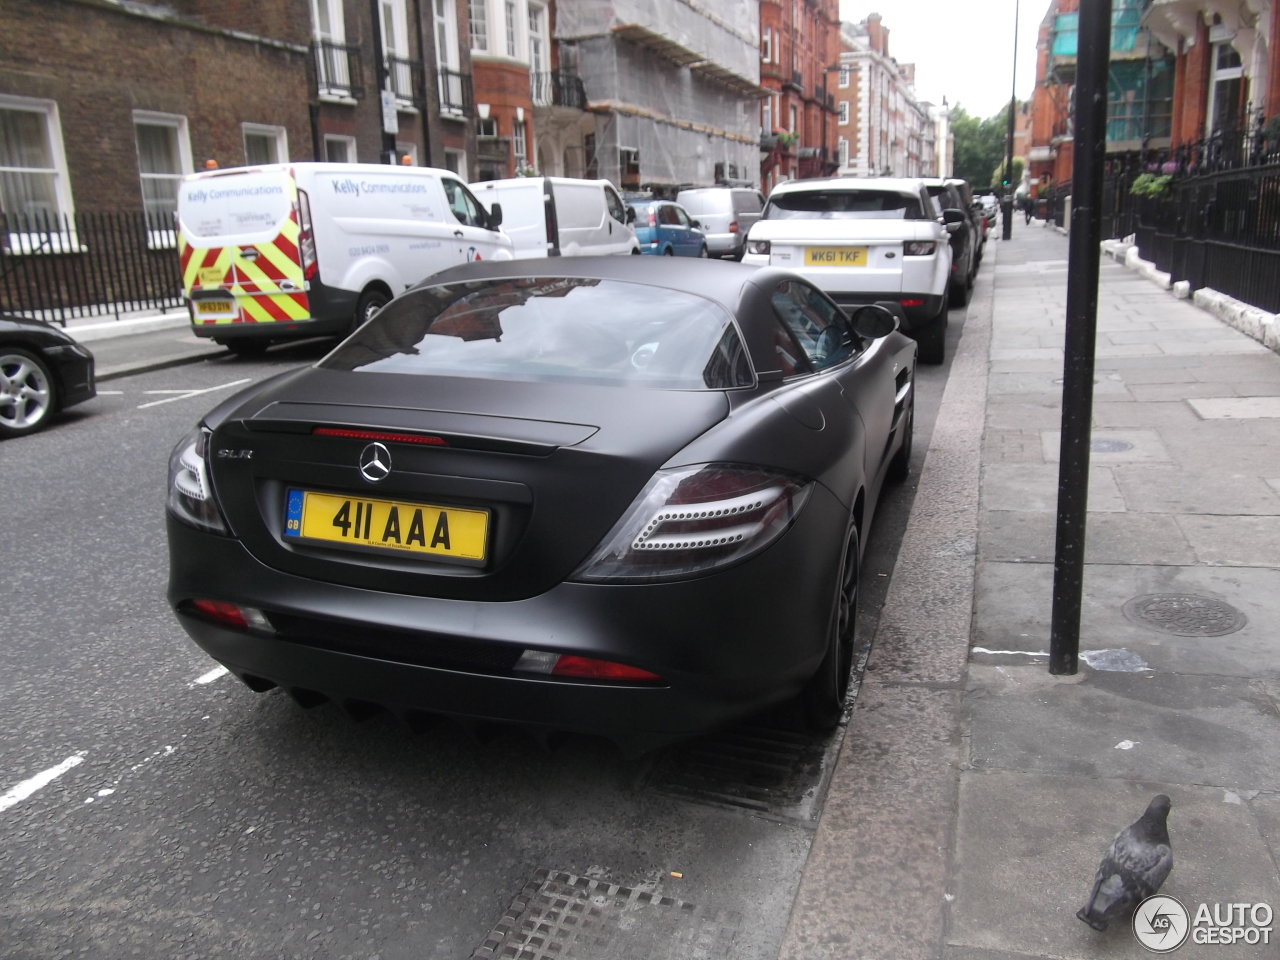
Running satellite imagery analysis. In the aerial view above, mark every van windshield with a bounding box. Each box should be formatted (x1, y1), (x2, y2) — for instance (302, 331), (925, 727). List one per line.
(763, 190), (924, 220)
(322, 277), (753, 390)
(177, 169), (293, 240)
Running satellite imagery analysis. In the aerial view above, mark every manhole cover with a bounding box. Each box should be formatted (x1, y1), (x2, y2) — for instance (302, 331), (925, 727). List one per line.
(1122, 594), (1247, 637)
(473, 869), (739, 959)
(1091, 438), (1134, 453)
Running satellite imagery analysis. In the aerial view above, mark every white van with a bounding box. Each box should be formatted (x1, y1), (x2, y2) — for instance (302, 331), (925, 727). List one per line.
(176, 163), (513, 354)
(470, 177), (639, 259)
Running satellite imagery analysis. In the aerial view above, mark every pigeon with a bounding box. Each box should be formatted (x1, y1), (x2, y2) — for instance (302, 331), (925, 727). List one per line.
(1077, 794), (1173, 931)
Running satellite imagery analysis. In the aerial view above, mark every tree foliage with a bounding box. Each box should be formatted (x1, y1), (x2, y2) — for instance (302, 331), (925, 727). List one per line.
(992, 156), (1025, 191)
(952, 103), (1016, 190)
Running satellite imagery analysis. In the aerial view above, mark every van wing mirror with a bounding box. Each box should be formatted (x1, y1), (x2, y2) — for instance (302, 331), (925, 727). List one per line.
(488, 203), (503, 229)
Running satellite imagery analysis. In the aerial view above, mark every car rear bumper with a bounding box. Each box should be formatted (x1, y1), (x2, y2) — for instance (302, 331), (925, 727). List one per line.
(704, 233), (741, 256)
(166, 482), (849, 750)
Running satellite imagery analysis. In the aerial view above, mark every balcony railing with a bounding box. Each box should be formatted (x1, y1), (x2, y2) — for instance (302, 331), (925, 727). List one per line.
(437, 68), (473, 117)
(530, 71), (587, 110)
(386, 55), (424, 107)
(784, 70), (804, 94)
(314, 40), (364, 99)
(477, 135), (511, 163)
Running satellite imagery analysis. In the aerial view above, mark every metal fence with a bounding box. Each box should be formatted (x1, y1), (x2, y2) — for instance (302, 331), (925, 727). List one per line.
(0, 211), (185, 325)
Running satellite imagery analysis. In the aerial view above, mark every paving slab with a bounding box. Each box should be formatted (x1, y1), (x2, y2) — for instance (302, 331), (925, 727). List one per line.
(974, 561), (1280, 678)
(1040, 429), (1170, 464)
(982, 463), (1127, 513)
(1110, 466), (1280, 516)
(979, 512), (1195, 565)
(1174, 515), (1280, 567)
(949, 769), (1280, 960)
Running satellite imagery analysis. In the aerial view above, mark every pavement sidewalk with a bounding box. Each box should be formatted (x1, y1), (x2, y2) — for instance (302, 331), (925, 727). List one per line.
(56, 306), (226, 380)
(782, 226), (1280, 959)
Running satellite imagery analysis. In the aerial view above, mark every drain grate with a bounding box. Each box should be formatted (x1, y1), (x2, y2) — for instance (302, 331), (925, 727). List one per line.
(645, 719), (844, 824)
(472, 869), (739, 960)
(1122, 594), (1247, 637)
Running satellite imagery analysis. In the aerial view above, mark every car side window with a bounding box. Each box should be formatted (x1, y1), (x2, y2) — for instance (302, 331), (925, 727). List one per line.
(604, 185), (627, 223)
(769, 313), (812, 377)
(673, 206), (691, 227)
(658, 204), (680, 226)
(771, 281), (857, 372)
(443, 178), (485, 227)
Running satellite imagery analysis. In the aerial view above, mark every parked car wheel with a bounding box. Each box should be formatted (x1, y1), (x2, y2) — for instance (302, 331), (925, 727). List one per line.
(354, 287), (390, 334)
(698, 244), (709, 258)
(916, 312), (947, 365)
(800, 525), (860, 731)
(0, 348), (56, 439)
(948, 273), (972, 308)
(662, 247), (674, 256)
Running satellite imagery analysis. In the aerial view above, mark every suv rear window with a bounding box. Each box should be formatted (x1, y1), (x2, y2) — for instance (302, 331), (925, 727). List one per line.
(763, 190), (925, 220)
(323, 277), (753, 390)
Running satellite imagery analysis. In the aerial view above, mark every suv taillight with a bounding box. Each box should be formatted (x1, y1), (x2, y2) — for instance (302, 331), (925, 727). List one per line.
(296, 188), (318, 281)
(729, 220), (739, 233)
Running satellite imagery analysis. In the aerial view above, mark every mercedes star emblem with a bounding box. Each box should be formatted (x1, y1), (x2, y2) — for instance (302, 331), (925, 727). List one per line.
(359, 442), (392, 482)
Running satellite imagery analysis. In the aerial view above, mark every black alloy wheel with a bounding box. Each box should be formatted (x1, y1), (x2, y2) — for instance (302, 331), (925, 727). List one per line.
(916, 310), (947, 365)
(802, 525), (860, 731)
(887, 387), (914, 482)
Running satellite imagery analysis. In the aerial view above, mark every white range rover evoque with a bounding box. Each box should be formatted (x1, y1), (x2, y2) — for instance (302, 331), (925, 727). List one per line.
(742, 177), (960, 363)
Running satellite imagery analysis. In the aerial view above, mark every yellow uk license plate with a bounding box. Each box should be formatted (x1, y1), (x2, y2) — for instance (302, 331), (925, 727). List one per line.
(196, 299), (235, 315)
(283, 489), (488, 562)
(805, 246), (868, 267)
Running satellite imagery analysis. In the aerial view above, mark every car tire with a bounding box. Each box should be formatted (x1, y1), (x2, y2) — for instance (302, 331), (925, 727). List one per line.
(354, 287), (390, 335)
(800, 524), (860, 731)
(662, 248), (674, 256)
(916, 311), (947, 365)
(698, 244), (709, 258)
(0, 348), (57, 439)
(887, 388), (914, 482)
(948, 272), (972, 308)
(224, 339), (269, 358)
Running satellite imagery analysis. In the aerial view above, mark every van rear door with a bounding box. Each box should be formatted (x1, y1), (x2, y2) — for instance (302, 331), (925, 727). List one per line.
(177, 167), (310, 329)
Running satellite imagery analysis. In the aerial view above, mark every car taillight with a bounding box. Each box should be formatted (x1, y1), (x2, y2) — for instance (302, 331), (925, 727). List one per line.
(747, 239), (770, 255)
(296, 188), (318, 281)
(186, 600), (273, 632)
(903, 241), (936, 256)
(648, 209), (657, 228)
(729, 220), (739, 233)
(167, 426), (229, 535)
(571, 463), (812, 582)
(901, 298), (924, 307)
(514, 650), (663, 684)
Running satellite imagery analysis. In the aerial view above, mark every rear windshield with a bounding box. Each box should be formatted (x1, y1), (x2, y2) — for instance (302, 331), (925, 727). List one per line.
(322, 277), (753, 390)
(177, 169), (293, 240)
(763, 190), (925, 221)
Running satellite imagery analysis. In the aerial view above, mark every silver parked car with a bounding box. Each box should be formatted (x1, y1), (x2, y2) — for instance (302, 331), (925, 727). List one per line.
(676, 186), (766, 260)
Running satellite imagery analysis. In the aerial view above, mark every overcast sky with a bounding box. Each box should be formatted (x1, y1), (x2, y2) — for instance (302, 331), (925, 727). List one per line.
(838, 0), (1044, 119)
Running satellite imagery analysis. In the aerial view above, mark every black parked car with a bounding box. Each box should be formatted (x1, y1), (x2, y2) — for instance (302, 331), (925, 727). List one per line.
(922, 179), (978, 308)
(166, 257), (916, 754)
(0, 314), (96, 439)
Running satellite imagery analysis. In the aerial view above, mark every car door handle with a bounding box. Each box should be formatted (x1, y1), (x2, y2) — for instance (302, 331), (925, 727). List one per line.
(454, 230), (464, 238)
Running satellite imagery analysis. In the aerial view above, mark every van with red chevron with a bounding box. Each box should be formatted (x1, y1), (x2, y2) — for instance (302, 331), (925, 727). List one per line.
(176, 163), (514, 355)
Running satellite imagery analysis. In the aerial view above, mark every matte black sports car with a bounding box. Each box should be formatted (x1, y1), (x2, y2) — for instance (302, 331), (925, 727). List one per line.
(1, 313), (96, 439)
(166, 257), (916, 753)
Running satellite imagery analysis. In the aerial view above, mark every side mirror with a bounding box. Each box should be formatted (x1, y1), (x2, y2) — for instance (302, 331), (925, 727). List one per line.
(849, 303), (898, 339)
(626, 207), (637, 224)
(691, 219), (702, 229)
(942, 208), (967, 224)
(946, 221), (961, 234)
(488, 203), (503, 229)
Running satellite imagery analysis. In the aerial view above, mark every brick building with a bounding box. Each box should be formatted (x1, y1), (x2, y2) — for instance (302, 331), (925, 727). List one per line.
(833, 14), (938, 179)
(759, 0), (839, 190)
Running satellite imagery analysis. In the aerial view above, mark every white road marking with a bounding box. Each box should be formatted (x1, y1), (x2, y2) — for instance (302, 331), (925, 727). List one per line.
(971, 647), (1048, 657)
(0, 755), (84, 813)
(137, 378), (251, 409)
(96, 390), (124, 395)
(192, 665), (229, 686)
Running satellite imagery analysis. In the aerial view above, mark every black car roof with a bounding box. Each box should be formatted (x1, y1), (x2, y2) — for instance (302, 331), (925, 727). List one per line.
(413, 256), (772, 318)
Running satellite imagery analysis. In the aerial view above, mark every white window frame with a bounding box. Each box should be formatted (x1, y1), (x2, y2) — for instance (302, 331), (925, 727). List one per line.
(762, 98), (771, 134)
(528, 2), (547, 74)
(0, 94), (79, 254)
(513, 120), (527, 167)
(435, 0), (460, 69)
(132, 110), (192, 248)
(789, 104), (797, 133)
(324, 134), (357, 162)
(504, 0), (518, 58)
(839, 65), (850, 88)
(1206, 40), (1245, 134)
(762, 26), (771, 62)
(310, 0), (345, 41)
(838, 101), (850, 125)
(380, 0), (410, 56)
(443, 148), (466, 176)
(241, 123), (289, 166)
(838, 137), (849, 167)
(395, 140), (419, 165)
(470, 0), (489, 53)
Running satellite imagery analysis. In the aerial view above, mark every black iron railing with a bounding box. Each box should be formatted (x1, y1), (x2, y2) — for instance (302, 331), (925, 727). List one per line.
(1, 211), (184, 325)
(386, 55), (424, 106)
(314, 40), (364, 99)
(530, 71), (587, 110)
(437, 68), (473, 116)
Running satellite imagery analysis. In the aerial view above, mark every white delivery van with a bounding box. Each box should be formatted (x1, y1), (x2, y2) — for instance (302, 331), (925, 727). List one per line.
(176, 163), (513, 354)
(470, 177), (639, 259)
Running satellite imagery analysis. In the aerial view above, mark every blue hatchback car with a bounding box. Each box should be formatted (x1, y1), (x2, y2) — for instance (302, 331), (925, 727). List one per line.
(627, 200), (709, 257)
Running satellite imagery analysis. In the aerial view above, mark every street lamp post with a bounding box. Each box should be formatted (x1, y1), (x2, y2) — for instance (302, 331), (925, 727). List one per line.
(1048, 0), (1113, 674)
(1001, 0), (1020, 240)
